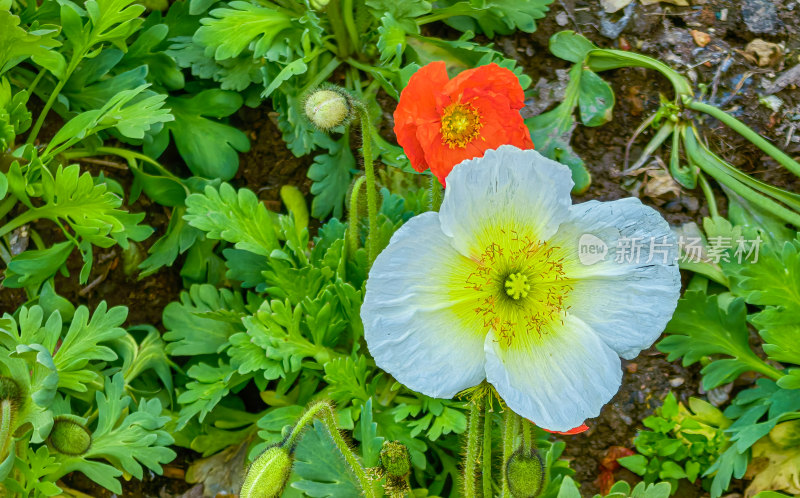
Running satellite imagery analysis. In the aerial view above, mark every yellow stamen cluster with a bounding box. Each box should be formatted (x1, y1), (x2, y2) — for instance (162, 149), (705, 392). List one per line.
(440, 101), (483, 149)
(464, 230), (572, 348)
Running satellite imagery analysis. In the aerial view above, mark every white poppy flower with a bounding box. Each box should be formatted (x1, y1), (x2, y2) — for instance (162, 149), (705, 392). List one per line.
(361, 146), (681, 432)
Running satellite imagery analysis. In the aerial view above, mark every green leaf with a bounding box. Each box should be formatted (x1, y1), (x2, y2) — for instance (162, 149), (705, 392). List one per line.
(0, 10), (65, 77)
(439, 0), (554, 37)
(659, 460), (687, 480)
(163, 284), (248, 355)
(138, 207), (202, 277)
(526, 63), (591, 193)
(737, 239), (800, 311)
(2, 241), (73, 293)
(578, 69), (614, 127)
(356, 399), (384, 467)
(658, 291), (775, 389)
(194, 1), (294, 60)
(557, 476), (582, 498)
(185, 183), (279, 256)
(147, 89), (249, 179)
(549, 30), (597, 63)
(52, 373), (175, 492)
(53, 302), (127, 392)
(261, 58), (307, 98)
(618, 455), (648, 475)
(308, 134), (355, 220)
(290, 419), (362, 497)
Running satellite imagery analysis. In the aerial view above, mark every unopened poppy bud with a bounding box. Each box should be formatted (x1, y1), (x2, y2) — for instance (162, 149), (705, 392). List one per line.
(380, 440), (410, 478)
(304, 88), (352, 131)
(506, 448), (545, 498)
(0, 377), (21, 404)
(240, 445), (293, 498)
(309, 0), (330, 9)
(770, 420), (800, 449)
(48, 416), (92, 455)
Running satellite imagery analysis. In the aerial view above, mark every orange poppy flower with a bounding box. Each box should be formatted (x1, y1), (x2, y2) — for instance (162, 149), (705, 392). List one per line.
(393, 61), (534, 185)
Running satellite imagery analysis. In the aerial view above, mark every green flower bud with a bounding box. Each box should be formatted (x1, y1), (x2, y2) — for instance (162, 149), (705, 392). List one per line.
(48, 416), (92, 456)
(380, 441), (410, 478)
(309, 0), (330, 9)
(240, 445), (293, 498)
(304, 88), (352, 131)
(506, 448), (544, 498)
(0, 377), (21, 404)
(770, 420), (800, 449)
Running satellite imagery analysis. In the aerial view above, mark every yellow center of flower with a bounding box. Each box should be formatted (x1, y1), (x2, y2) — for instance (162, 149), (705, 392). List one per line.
(504, 273), (530, 300)
(440, 101), (483, 149)
(459, 229), (573, 349)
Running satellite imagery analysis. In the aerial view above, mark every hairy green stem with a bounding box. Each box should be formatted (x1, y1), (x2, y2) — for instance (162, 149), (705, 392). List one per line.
(347, 175), (366, 257)
(697, 172), (719, 218)
(686, 99), (800, 177)
(463, 401), (481, 498)
(286, 402), (376, 497)
(482, 397), (493, 498)
(430, 176), (443, 212)
(501, 411), (519, 497)
(0, 400), (12, 461)
(520, 418), (532, 453)
(353, 104), (379, 266)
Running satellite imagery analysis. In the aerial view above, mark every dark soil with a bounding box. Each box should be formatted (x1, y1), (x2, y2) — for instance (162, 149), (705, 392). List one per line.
(4, 0), (800, 495)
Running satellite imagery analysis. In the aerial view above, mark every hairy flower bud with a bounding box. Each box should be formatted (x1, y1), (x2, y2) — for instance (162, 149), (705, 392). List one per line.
(380, 441), (410, 478)
(506, 448), (545, 498)
(0, 377), (21, 405)
(304, 88), (352, 131)
(48, 416), (92, 456)
(240, 445), (293, 498)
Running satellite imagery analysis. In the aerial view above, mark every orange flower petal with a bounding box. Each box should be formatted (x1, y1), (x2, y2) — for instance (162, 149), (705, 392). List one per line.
(544, 423), (590, 435)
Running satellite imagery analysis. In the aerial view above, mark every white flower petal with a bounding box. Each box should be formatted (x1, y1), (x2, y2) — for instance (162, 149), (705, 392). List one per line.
(438, 146), (574, 258)
(551, 198), (681, 359)
(362, 212), (486, 398)
(484, 315), (621, 432)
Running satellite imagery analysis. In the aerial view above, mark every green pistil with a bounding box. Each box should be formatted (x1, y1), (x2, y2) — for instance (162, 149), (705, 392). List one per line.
(504, 273), (530, 300)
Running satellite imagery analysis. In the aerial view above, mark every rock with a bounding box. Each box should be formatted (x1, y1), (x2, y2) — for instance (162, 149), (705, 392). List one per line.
(669, 377), (685, 388)
(741, 0), (781, 35)
(555, 11), (569, 26)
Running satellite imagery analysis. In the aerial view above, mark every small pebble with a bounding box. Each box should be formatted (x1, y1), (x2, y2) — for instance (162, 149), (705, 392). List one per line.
(556, 11), (569, 26)
(669, 377), (685, 388)
(626, 363), (639, 373)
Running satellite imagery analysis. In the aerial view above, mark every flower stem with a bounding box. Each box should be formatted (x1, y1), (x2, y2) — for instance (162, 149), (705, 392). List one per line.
(697, 172), (719, 218)
(348, 175), (366, 257)
(353, 103), (379, 267)
(482, 397), (493, 498)
(685, 99), (800, 177)
(430, 175), (443, 212)
(501, 410), (519, 497)
(286, 401), (376, 497)
(520, 418), (532, 453)
(463, 401), (481, 498)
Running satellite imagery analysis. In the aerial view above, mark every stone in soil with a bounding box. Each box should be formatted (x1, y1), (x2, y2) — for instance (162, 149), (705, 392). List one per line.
(741, 0), (781, 34)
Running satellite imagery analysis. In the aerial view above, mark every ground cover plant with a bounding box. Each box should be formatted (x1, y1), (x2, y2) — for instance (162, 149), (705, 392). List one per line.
(1, 0), (800, 496)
